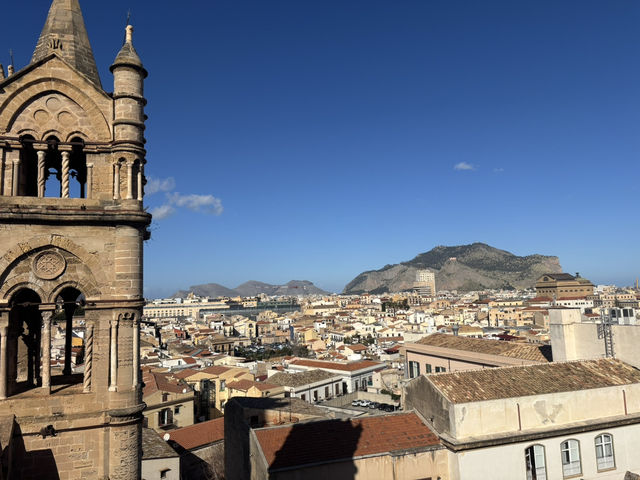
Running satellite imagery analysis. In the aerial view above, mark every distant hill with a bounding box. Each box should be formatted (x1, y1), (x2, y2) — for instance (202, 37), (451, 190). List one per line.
(173, 280), (328, 298)
(343, 243), (562, 294)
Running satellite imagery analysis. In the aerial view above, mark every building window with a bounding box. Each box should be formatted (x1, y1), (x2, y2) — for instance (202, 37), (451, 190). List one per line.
(158, 408), (173, 427)
(561, 439), (581, 477)
(408, 361), (421, 378)
(160, 469), (170, 479)
(595, 434), (615, 471)
(161, 392), (169, 402)
(426, 364), (432, 373)
(435, 366), (446, 373)
(525, 444), (547, 480)
(174, 405), (181, 415)
(220, 380), (226, 391)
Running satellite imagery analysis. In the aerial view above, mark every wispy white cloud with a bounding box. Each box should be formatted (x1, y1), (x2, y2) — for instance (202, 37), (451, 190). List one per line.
(150, 204), (176, 220)
(147, 176), (224, 221)
(167, 193), (224, 216)
(493, 167), (505, 173)
(454, 162), (476, 171)
(146, 177), (176, 195)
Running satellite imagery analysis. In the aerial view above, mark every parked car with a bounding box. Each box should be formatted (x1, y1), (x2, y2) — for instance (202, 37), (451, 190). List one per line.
(359, 400), (371, 407)
(351, 400), (361, 407)
(369, 402), (380, 409)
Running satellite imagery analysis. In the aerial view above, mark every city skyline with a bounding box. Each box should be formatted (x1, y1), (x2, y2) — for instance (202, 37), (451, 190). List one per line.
(2, 1), (639, 297)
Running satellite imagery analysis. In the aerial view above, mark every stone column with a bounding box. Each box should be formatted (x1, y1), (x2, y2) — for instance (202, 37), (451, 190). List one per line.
(0, 326), (7, 399)
(37, 150), (46, 197)
(109, 317), (118, 391)
(11, 158), (20, 196)
(61, 151), (70, 198)
(41, 312), (52, 392)
(126, 161), (134, 199)
(137, 164), (143, 201)
(83, 323), (94, 393)
(86, 163), (94, 199)
(113, 162), (121, 200)
(132, 316), (139, 389)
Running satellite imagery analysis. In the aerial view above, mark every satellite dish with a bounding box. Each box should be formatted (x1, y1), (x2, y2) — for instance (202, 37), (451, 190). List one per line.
(163, 434), (170, 441)
(182, 388), (187, 393)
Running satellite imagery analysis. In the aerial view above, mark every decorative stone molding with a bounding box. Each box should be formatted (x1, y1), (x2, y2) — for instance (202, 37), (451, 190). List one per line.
(32, 250), (66, 280)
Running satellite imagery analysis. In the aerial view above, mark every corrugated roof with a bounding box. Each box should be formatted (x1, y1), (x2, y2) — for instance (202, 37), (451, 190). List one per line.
(428, 358), (640, 403)
(414, 333), (551, 362)
(255, 413), (440, 470)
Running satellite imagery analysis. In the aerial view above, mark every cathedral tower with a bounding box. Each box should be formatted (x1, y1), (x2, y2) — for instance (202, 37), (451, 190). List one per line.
(0, 1), (149, 478)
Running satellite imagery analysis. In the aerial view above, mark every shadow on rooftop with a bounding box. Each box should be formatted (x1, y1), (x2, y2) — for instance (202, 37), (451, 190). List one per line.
(269, 418), (362, 479)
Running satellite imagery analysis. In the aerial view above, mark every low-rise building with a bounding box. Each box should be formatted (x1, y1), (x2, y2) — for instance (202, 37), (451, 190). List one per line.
(405, 358), (640, 480)
(285, 358), (383, 394)
(267, 369), (343, 403)
(402, 332), (551, 378)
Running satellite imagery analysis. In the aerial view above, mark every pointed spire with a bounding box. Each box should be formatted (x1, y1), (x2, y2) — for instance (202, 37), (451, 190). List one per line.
(32, 0), (102, 87)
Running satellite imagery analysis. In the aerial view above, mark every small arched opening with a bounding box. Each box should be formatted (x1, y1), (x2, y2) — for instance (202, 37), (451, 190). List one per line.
(44, 136), (62, 198)
(132, 159), (142, 200)
(69, 137), (87, 199)
(53, 287), (85, 379)
(8, 288), (42, 394)
(18, 135), (38, 197)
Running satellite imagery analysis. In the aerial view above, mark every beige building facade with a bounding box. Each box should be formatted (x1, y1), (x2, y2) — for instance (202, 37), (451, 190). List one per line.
(0, 1), (149, 478)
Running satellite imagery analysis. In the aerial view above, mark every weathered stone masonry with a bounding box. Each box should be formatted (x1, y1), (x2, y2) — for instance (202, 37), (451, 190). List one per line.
(0, 1), (150, 478)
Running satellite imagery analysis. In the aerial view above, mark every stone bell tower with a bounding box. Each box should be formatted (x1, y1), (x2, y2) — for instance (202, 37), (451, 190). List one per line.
(0, 1), (149, 478)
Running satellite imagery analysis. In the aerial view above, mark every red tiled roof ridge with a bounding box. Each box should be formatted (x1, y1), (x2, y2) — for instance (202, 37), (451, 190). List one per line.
(166, 418), (224, 450)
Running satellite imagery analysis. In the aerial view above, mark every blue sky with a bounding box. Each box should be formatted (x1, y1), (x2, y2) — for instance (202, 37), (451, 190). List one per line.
(3, 1), (640, 296)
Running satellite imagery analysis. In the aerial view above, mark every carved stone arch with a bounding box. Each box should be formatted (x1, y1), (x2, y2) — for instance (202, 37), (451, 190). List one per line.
(65, 131), (89, 143)
(4, 282), (47, 306)
(0, 78), (111, 141)
(15, 128), (40, 139)
(49, 280), (90, 304)
(0, 236), (107, 300)
(40, 129), (64, 142)
(0, 246), (101, 302)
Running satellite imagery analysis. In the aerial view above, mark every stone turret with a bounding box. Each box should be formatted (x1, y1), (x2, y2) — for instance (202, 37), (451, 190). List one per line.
(111, 25), (148, 146)
(110, 25), (148, 201)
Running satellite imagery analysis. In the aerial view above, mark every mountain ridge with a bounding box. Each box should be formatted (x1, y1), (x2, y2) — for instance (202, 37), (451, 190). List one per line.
(343, 243), (562, 294)
(173, 280), (328, 298)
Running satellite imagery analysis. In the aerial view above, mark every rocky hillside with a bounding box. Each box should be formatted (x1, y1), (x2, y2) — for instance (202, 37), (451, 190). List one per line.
(343, 243), (561, 294)
(173, 280), (328, 298)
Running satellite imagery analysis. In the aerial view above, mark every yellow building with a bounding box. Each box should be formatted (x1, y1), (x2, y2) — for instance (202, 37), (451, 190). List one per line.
(535, 273), (594, 299)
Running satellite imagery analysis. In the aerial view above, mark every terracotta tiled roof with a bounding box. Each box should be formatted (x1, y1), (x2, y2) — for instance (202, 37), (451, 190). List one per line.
(413, 333), (551, 362)
(268, 369), (340, 388)
(142, 371), (192, 398)
(165, 418), (224, 450)
(428, 358), (640, 403)
(288, 358), (382, 372)
(200, 365), (232, 376)
(228, 379), (279, 392)
(347, 344), (367, 352)
(255, 413), (440, 470)
(173, 368), (200, 380)
(141, 428), (179, 460)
